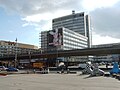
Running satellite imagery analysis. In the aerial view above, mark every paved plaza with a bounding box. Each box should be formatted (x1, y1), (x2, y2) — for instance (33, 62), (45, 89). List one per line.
(0, 73), (120, 90)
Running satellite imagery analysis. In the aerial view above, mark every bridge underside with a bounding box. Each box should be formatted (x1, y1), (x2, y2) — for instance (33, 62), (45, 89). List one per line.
(0, 47), (120, 61)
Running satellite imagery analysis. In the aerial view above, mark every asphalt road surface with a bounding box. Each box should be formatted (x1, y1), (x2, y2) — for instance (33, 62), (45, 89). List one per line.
(0, 74), (120, 90)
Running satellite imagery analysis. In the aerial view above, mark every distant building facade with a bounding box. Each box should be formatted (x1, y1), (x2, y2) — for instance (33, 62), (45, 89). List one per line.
(92, 43), (120, 62)
(0, 40), (40, 67)
(0, 40), (38, 57)
(52, 11), (91, 48)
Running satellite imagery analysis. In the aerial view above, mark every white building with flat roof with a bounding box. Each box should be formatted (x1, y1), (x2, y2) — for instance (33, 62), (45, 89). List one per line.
(41, 27), (88, 52)
(40, 27), (88, 63)
(52, 11), (91, 48)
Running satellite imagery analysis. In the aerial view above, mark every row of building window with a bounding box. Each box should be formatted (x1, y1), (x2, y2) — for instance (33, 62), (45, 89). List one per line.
(53, 18), (84, 25)
(53, 22), (84, 29)
(63, 42), (87, 48)
(63, 45), (85, 50)
(63, 33), (87, 42)
(52, 13), (84, 22)
(63, 37), (87, 45)
(63, 28), (85, 36)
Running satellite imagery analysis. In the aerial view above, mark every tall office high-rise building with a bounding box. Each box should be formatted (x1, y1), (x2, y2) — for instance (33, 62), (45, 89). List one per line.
(41, 27), (88, 52)
(40, 27), (88, 64)
(52, 11), (91, 48)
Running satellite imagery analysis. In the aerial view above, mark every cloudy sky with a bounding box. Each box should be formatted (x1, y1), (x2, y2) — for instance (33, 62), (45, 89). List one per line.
(0, 0), (120, 47)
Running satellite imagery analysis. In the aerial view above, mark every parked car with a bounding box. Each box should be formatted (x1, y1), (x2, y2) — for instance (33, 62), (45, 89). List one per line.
(6, 67), (19, 72)
(78, 63), (87, 69)
(0, 66), (7, 71)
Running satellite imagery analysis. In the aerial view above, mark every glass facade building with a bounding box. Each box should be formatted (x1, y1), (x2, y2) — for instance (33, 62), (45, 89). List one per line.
(40, 11), (91, 64)
(40, 27), (88, 63)
(52, 11), (91, 48)
(63, 27), (88, 50)
(41, 27), (88, 52)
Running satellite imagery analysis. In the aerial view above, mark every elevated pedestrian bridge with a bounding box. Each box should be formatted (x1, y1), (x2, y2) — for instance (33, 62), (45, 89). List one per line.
(0, 47), (120, 61)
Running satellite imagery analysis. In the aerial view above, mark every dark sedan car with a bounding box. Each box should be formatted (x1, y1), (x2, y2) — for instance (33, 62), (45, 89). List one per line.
(6, 67), (19, 72)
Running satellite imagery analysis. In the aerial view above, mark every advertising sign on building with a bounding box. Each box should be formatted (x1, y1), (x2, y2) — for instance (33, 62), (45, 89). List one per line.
(48, 28), (63, 47)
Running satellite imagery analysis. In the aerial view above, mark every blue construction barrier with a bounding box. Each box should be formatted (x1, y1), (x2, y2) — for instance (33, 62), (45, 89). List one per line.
(110, 62), (120, 74)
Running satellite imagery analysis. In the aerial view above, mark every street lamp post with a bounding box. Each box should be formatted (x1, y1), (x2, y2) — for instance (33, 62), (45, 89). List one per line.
(15, 38), (17, 68)
(28, 50), (31, 69)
